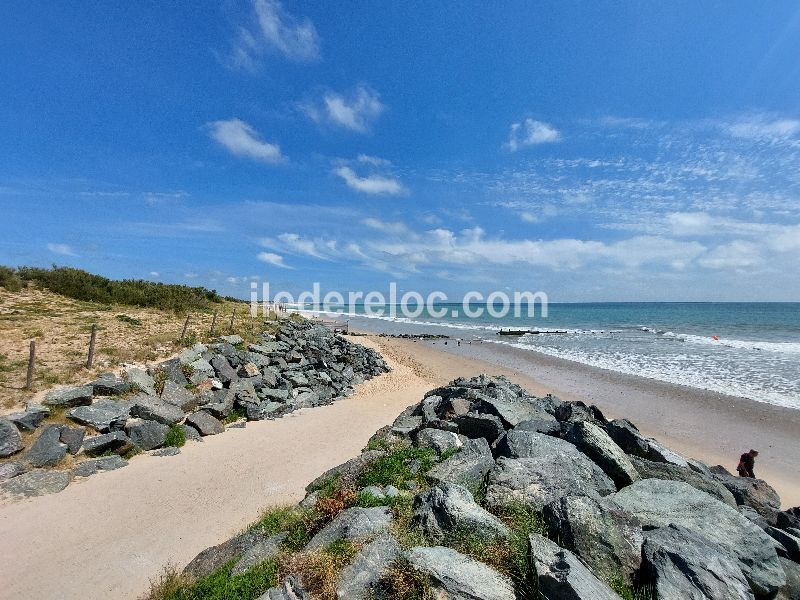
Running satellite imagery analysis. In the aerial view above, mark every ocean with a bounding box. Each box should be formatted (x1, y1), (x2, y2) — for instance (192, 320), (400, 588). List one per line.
(300, 302), (800, 410)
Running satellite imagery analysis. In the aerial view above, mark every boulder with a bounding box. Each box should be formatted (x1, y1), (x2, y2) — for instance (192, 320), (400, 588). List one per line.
(82, 431), (133, 455)
(188, 358), (215, 383)
(453, 412), (505, 442)
(59, 426), (85, 454)
(160, 380), (198, 412)
(513, 417), (561, 436)
(711, 467), (782, 524)
(262, 388), (290, 402)
(610, 479), (785, 596)
(405, 545), (516, 600)
(210, 355), (238, 384)
(202, 388), (235, 418)
(67, 399), (130, 432)
(0, 461), (27, 482)
(246, 401), (285, 421)
(73, 455), (128, 477)
(159, 358), (188, 386)
(630, 456), (736, 507)
(0, 418), (23, 457)
(528, 533), (622, 600)
(6, 404), (49, 431)
(307, 450), (385, 492)
(766, 526), (800, 562)
(259, 576), (309, 600)
(0, 469), (70, 497)
(180, 423), (202, 442)
(555, 401), (607, 427)
(543, 494), (643, 585)
(305, 507), (392, 551)
(643, 524), (754, 600)
(606, 418), (689, 467)
(184, 530), (271, 579)
(25, 424), (67, 467)
(90, 372), (132, 396)
(776, 558), (800, 600)
(220, 334), (244, 346)
(185, 411), (224, 436)
(43, 384), (93, 407)
(427, 437), (494, 489)
(414, 428), (463, 455)
(130, 395), (184, 425)
(495, 428), (584, 459)
(335, 535), (401, 600)
(231, 533), (287, 575)
(413, 483), (510, 542)
(565, 421), (640, 487)
(477, 392), (558, 429)
(125, 419), (169, 450)
(126, 367), (156, 395)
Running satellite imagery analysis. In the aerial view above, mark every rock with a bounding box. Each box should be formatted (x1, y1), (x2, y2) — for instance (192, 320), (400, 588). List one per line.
(710, 467), (782, 524)
(453, 412), (505, 442)
(59, 426), (85, 454)
(606, 418), (689, 467)
(6, 404), (49, 431)
(125, 419), (169, 450)
(305, 507), (392, 551)
(543, 494), (643, 585)
(307, 450), (385, 492)
(414, 428), (463, 455)
(391, 415), (423, 437)
(528, 533), (623, 600)
(73, 455), (128, 477)
(413, 483), (509, 541)
(126, 367), (156, 395)
(231, 533), (287, 575)
(478, 393), (559, 429)
(630, 456), (737, 507)
(130, 395), (185, 425)
(159, 358), (188, 386)
(202, 388), (235, 418)
(25, 424), (67, 467)
(180, 423), (202, 442)
(427, 437), (494, 489)
(776, 558), (800, 600)
(239, 362), (260, 378)
(513, 417), (561, 436)
(0, 469), (70, 497)
(67, 399), (130, 432)
(0, 461), (27, 482)
(188, 358), (215, 382)
(565, 421), (640, 487)
(0, 418), (24, 457)
(90, 372), (132, 395)
(178, 348), (200, 365)
(495, 428), (583, 459)
(262, 388), (290, 402)
(184, 530), (270, 579)
(259, 576), (309, 600)
(210, 355), (238, 385)
(160, 380), (198, 412)
(246, 401), (284, 420)
(766, 526), (800, 562)
(220, 334), (244, 346)
(82, 431), (133, 455)
(336, 535), (401, 600)
(384, 485), (400, 498)
(406, 545), (516, 600)
(185, 411), (224, 436)
(610, 479), (785, 596)
(361, 485), (385, 500)
(556, 401), (607, 427)
(150, 447), (181, 457)
(643, 524), (755, 600)
(43, 384), (94, 407)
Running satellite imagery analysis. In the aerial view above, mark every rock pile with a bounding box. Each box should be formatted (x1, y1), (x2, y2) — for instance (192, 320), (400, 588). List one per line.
(175, 374), (800, 600)
(0, 319), (387, 498)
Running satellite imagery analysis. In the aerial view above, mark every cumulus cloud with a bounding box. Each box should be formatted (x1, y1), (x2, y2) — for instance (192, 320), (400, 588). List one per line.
(207, 119), (285, 164)
(303, 85), (384, 133)
(505, 118), (560, 151)
(47, 243), (77, 256)
(256, 251), (293, 269)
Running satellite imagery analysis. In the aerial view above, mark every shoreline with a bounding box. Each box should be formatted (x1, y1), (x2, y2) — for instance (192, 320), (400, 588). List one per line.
(358, 333), (800, 507)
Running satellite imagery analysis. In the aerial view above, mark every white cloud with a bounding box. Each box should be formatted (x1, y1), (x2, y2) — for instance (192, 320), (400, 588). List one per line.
(361, 217), (413, 236)
(303, 85), (384, 133)
(698, 240), (763, 270)
(357, 154), (392, 167)
(334, 166), (405, 195)
(149, 271), (160, 278)
(207, 119), (285, 164)
(256, 251), (293, 269)
(47, 243), (77, 256)
(505, 119), (560, 151)
(726, 115), (800, 142)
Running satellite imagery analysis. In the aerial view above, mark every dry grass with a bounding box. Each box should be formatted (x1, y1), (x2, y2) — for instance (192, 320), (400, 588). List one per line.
(0, 285), (257, 411)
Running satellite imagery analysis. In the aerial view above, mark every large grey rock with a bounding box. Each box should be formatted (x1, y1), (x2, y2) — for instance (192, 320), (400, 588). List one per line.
(90, 372), (132, 395)
(67, 399), (130, 432)
(606, 418), (689, 467)
(413, 483), (509, 542)
(158, 358), (188, 386)
(43, 384), (93, 407)
(0, 418), (23, 457)
(210, 354), (238, 384)
(125, 418), (169, 450)
(307, 450), (385, 492)
(160, 380), (198, 412)
(59, 425), (85, 454)
(406, 545), (516, 600)
(126, 367), (156, 395)
(82, 431), (133, 455)
(495, 428), (584, 459)
(565, 421), (640, 487)
(180, 423), (202, 442)
(414, 428), (463, 455)
(766, 526), (800, 562)
(643, 524), (754, 600)
(427, 437), (494, 489)
(776, 558), (800, 600)
(711, 467), (782, 524)
(188, 358), (215, 383)
(246, 401), (284, 421)
(630, 456), (736, 507)
(231, 533), (287, 575)
(528, 533), (623, 600)
(25, 424), (67, 467)
(73, 455), (128, 477)
(261, 388), (290, 402)
(202, 388), (235, 418)
(0, 469), (69, 497)
(259, 576), (309, 600)
(335, 535), (401, 600)
(184, 530), (270, 579)
(478, 393), (559, 429)
(6, 404), (49, 431)
(610, 479), (785, 596)
(305, 507), (392, 551)
(0, 461), (27, 482)
(453, 412), (505, 442)
(130, 395), (184, 425)
(185, 411), (224, 436)
(543, 494), (643, 585)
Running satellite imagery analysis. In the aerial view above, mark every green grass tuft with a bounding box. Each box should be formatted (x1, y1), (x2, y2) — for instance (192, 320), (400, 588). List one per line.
(164, 425), (186, 448)
(356, 446), (437, 489)
(144, 559), (278, 600)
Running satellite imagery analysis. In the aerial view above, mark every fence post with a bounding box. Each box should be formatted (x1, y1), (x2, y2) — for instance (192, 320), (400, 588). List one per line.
(229, 307), (236, 333)
(26, 340), (35, 390)
(210, 310), (218, 335)
(86, 324), (97, 368)
(180, 313), (191, 343)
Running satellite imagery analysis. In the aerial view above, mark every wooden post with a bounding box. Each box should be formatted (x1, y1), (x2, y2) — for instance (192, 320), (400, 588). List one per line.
(229, 307), (236, 333)
(210, 310), (218, 335)
(26, 340), (35, 390)
(86, 324), (97, 368)
(180, 313), (190, 342)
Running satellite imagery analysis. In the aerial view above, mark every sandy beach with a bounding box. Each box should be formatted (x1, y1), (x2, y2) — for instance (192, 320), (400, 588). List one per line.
(0, 333), (797, 600)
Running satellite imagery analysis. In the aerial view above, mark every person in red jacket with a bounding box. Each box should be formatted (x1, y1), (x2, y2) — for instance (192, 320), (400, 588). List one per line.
(737, 449), (758, 478)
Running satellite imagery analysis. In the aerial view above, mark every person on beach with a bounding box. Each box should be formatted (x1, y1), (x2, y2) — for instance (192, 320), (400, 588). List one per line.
(737, 449), (758, 478)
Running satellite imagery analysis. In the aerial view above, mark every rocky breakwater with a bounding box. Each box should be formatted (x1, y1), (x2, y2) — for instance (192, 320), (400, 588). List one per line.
(165, 374), (800, 600)
(0, 319), (387, 499)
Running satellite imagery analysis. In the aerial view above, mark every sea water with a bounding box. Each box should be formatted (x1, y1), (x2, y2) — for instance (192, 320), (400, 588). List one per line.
(302, 302), (800, 409)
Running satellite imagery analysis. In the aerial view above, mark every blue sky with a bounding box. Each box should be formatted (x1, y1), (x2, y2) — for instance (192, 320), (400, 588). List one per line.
(2, 1), (800, 301)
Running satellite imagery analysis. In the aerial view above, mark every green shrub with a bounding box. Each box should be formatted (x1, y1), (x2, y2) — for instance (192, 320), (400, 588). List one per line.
(250, 506), (317, 552)
(116, 314), (143, 326)
(0, 266), (23, 291)
(164, 425), (186, 448)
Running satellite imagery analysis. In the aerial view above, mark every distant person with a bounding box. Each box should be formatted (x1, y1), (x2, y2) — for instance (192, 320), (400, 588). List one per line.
(737, 449), (758, 478)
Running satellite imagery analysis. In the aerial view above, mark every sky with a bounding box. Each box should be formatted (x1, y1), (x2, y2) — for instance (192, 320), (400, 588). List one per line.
(2, 1), (800, 302)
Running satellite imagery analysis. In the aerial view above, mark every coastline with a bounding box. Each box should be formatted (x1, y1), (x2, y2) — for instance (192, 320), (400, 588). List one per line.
(359, 333), (800, 507)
